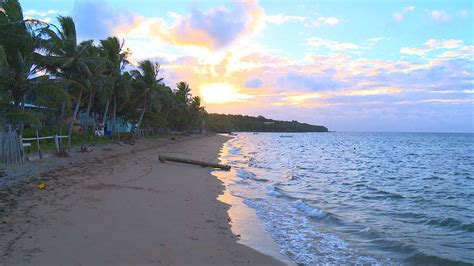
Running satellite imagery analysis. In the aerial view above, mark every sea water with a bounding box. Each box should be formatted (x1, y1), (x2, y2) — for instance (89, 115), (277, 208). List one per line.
(214, 132), (474, 265)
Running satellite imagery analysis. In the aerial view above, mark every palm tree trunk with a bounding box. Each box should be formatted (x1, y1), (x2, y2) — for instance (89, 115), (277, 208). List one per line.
(59, 100), (65, 135)
(85, 90), (94, 118)
(19, 95), (26, 136)
(112, 95), (117, 138)
(102, 97), (109, 133)
(136, 104), (146, 132)
(84, 89), (95, 134)
(67, 90), (83, 150)
(162, 111), (169, 128)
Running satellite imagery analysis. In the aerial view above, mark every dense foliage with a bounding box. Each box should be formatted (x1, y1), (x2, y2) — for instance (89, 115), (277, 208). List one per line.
(0, 0), (205, 138)
(205, 114), (328, 132)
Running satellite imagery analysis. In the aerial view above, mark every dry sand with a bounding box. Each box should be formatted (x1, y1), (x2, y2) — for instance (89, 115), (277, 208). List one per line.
(0, 135), (285, 265)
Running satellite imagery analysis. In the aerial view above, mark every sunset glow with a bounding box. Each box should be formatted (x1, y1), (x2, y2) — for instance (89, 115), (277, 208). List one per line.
(24, 0), (474, 132)
(200, 83), (253, 104)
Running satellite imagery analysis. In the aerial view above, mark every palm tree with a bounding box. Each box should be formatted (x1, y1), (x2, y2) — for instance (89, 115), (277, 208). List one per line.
(0, 0), (53, 130)
(130, 60), (163, 133)
(175, 81), (192, 105)
(41, 16), (97, 146)
(155, 84), (177, 129)
(189, 96), (206, 130)
(173, 81), (194, 131)
(99, 37), (129, 135)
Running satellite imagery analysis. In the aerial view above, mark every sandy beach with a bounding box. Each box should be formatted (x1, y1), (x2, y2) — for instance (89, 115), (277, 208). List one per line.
(0, 135), (284, 265)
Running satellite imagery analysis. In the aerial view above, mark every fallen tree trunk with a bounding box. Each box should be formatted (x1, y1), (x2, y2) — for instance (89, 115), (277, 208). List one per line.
(159, 155), (231, 171)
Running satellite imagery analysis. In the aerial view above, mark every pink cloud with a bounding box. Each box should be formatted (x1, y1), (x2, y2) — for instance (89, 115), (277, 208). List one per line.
(148, 0), (264, 49)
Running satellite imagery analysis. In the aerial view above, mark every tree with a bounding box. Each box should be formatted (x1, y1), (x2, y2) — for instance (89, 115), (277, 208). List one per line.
(188, 96), (206, 130)
(41, 16), (96, 145)
(130, 60), (162, 132)
(0, 0), (52, 129)
(99, 37), (130, 135)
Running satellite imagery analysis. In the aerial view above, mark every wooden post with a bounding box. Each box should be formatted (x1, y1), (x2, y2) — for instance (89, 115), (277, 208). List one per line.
(19, 134), (25, 163)
(67, 134), (71, 152)
(36, 129), (42, 159)
(54, 134), (59, 154)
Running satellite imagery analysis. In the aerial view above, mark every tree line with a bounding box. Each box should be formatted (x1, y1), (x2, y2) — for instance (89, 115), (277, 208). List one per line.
(206, 114), (328, 133)
(0, 0), (205, 141)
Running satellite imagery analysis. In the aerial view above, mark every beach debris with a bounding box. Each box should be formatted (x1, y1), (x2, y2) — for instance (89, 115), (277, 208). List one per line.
(37, 183), (46, 189)
(57, 148), (69, 157)
(80, 145), (93, 152)
(158, 155), (231, 171)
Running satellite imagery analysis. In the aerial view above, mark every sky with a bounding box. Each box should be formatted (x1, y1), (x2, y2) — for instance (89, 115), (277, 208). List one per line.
(22, 0), (474, 132)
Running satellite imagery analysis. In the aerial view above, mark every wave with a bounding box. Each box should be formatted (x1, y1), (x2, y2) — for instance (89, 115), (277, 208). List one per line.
(293, 199), (326, 218)
(356, 184), (405, 200)
(425, 217), (474, 232)
(236, 168), (269, 182)
(266, 185), (283, 197)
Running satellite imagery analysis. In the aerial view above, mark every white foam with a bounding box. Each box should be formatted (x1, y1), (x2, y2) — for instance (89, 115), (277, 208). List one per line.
(266, 185), (283, 197)
(236, 168), (268, 182)
(293, 200), (326, 218)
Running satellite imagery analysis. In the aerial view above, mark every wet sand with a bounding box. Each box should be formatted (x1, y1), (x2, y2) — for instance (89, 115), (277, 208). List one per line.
(0, 135), (285, 265)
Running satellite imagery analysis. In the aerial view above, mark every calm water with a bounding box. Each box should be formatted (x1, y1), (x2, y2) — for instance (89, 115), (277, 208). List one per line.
(216, 132), (474, 265)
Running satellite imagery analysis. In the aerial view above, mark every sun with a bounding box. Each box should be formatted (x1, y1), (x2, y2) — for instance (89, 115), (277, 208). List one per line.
(200, 83), (252, 104)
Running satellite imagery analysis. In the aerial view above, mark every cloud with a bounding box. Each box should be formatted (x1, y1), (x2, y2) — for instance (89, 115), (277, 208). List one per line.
(264, 13), (340, 27)
(264, 13), (306, 24)
(393, 6), (415, 22)
(244, 78), (263, 88)
(310, 17), (340, 27)
(430, 10), (450, 22)
(400, 39), (465, 57)
(72, 0), (139, 40)
(22, 9), (62, 23)
(277, 70), (343, 92)
(400, 47), (427, 56)
(457, 10), (470, 18)
(306, 38), (360, 51)
(368, 37), (385, 43)
(24, 9), (60, 17)
(148, 0), (264, 49)
(424, 39), (463, 49)
(156, 44), (473, 132)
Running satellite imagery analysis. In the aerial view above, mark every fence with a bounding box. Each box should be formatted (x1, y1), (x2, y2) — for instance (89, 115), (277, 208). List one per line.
(0, 127), (24, 165)
(22, 130), (69, 160)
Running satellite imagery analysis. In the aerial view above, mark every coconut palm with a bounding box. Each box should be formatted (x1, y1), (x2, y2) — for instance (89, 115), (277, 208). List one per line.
(0, 0), (57, 130)
(175, 81), (192, 105)
(130, 60), (163, 133)
(189, 96), (206, 130)
(99, 37), (130, 135)
(40, 16), (99, 145)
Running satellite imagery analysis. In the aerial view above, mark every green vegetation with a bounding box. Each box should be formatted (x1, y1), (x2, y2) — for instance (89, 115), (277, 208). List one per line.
(0, 0), (205, 141)
(205, 114), (328, 132)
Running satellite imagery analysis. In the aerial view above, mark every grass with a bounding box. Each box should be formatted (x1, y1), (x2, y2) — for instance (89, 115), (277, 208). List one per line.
(22, 129), (170, 155)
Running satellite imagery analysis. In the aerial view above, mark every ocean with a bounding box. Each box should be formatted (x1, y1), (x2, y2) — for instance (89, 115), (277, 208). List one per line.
(214, 132), (474, 265)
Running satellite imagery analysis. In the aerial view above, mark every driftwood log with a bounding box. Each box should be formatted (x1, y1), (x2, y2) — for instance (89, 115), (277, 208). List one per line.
(159, 155), (231, 171)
